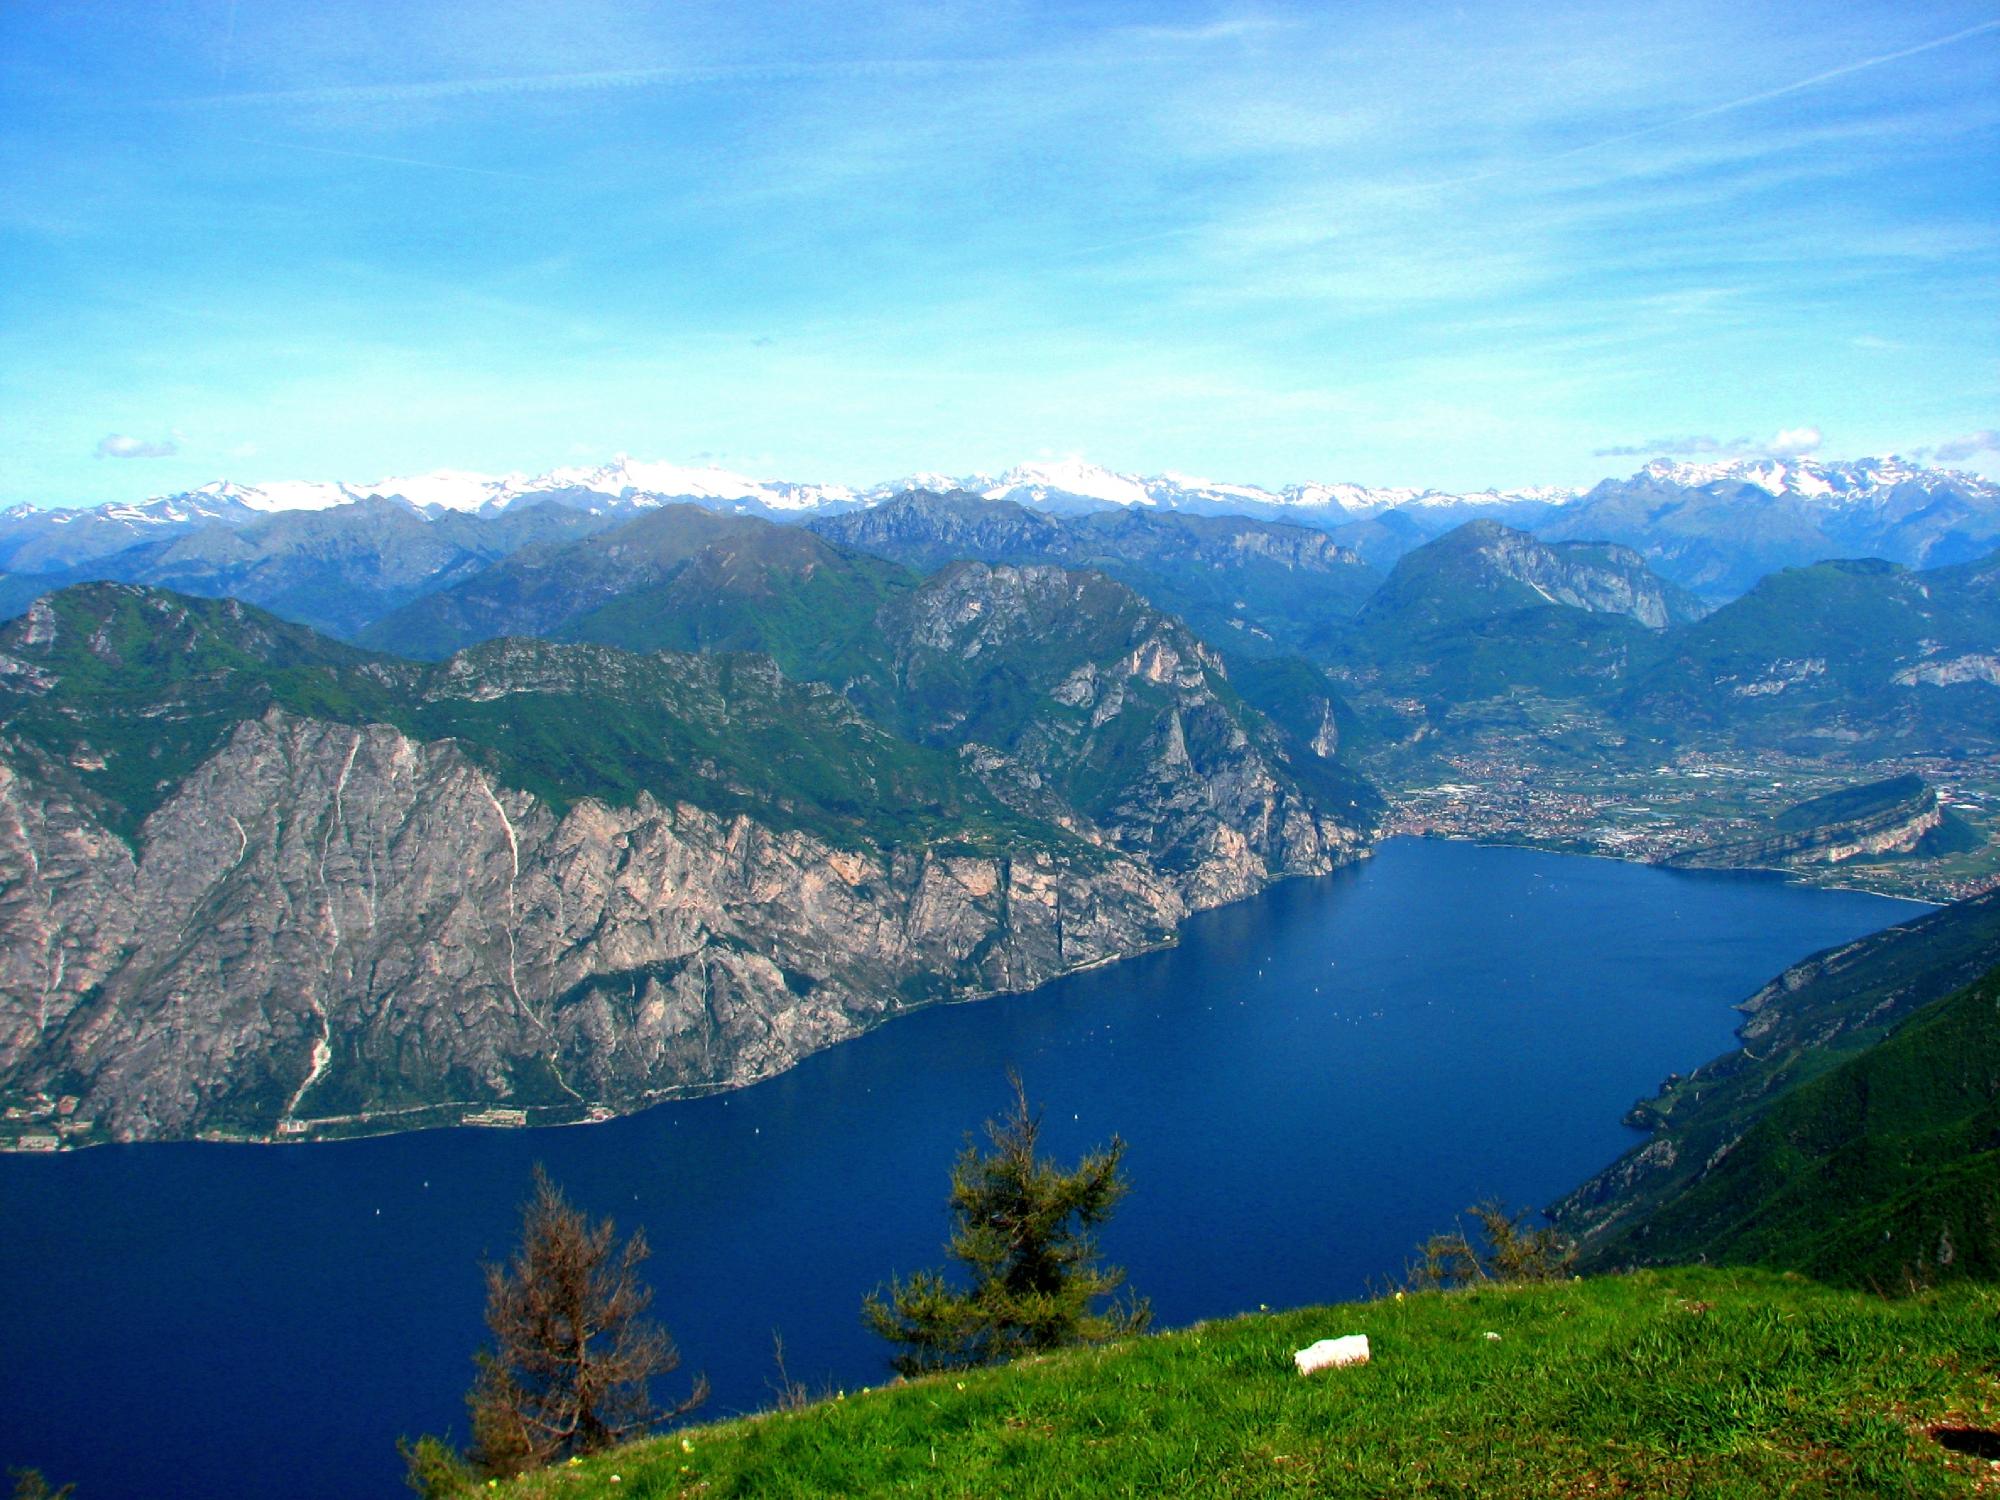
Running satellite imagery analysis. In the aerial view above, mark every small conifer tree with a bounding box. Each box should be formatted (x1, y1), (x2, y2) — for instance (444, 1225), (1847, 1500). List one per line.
(465, 1165), (706, 1476)
(863, 1072), (1149, 1375)
(1407, 1199), (1576, 1290)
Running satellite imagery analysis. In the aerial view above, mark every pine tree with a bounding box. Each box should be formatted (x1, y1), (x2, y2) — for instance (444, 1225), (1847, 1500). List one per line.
(465, 1166), (707, 1476)
(1407, 1199), (1576, 1290)
(863, 1072), (1149, 1375)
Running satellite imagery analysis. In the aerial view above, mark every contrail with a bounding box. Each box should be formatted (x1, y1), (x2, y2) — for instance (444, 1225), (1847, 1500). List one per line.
(240, 137), (551, 184)
(1418, 16), (2000, 194)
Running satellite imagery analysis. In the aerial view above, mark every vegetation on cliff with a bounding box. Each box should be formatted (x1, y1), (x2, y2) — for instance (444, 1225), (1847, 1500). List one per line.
(1555, 891), (2000, 1275)
(1573, 961), (2000, 1288)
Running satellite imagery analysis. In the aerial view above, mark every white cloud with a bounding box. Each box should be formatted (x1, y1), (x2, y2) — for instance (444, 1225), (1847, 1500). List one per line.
(1919, 429), (2000, 462)
(1593, 426), (1821, 460)
(94, 433), (179, 459)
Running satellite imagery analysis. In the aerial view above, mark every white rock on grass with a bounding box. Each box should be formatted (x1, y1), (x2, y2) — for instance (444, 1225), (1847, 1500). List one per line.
(1293, 1334), (1370, 1375)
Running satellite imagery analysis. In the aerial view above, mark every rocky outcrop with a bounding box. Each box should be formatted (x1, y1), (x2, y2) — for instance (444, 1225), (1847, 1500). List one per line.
(0, 708), (1188, 1143)
(1359, 520), (1707, 636)
(879, 563), (1367, 908)
(1894, 651), (2000, 688)
(1665, 780), (1940, 871)
(0, 575), (1379, 1146)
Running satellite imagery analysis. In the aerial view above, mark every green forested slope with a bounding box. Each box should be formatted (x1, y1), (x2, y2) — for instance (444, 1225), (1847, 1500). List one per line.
(1554, 891), (2000, 1269)
(1583, 964), (2000, 1288)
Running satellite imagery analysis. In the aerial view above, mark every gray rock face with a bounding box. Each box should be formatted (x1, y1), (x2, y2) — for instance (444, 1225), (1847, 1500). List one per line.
(1465, 529), (1698, 630)
(1357, 520), (1706, 638)
(0, 568), (1376, 1145)
(0, 708), (1194, 1142)
(878, 563), (1367, 908)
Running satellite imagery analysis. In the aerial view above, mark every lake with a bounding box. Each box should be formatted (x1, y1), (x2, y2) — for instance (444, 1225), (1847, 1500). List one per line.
(0, 838), (1922, 1498)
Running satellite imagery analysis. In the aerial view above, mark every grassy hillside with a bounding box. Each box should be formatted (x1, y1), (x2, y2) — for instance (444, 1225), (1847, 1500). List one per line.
(556, 531), (911, 685)
(1624, 552), (2000, 754)
(492, 1269), (2000, 1498)
(357, 506), (803, 658)
(1772, 772), (1929, 832)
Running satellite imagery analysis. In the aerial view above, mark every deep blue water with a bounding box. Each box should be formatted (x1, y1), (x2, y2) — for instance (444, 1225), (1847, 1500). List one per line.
(0, 839), (1921, 1499)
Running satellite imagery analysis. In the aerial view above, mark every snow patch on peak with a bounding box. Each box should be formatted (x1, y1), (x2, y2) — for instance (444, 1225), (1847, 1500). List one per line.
(1637, 454), (1988, 502)
(358, 470), (528, 511)
(46, 449), (1990, 543)
(541, 456), (767, 502)
(869, 472), (978, 499)
(984, 461), (1157, 508)
(1149, 471), (1283, 506)
(189, 478), (352, 513)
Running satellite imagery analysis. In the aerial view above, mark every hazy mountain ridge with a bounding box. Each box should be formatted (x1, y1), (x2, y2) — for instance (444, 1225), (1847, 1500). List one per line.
(1541, 458), (2000, 597)
(8, 493), (1991, 782)
(0, 498), (621, 640)
(11, 452), (1992, 590)
(807, 489), (1381, 654)
(353, 506), (887, 659)
(1622, 552), (2000, 754)
(1354, 520), (1706, 634)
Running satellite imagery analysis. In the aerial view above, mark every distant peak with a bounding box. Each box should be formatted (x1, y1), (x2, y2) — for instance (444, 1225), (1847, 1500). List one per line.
(1636, 453), (1973, 499)
(31, 449), (1993, 532)
(983, 461), (1158, 507)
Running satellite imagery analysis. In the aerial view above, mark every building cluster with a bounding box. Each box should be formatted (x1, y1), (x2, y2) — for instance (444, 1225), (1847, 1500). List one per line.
(1379, 746), (1999, 904)
(1, 1091), (93, 1151)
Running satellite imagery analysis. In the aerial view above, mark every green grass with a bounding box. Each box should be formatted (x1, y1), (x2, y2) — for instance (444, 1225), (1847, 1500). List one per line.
(496, 1268), (2000, 1498)
(1773, 773), (1930, 833)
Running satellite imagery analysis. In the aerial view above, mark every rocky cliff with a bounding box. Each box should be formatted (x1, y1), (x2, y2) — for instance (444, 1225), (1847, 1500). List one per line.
(0, 582), (1370, 1145)
(1664, 776), (1942, 871)
(872, 562), (1366, 909)
(1357, 520), (1707, 635)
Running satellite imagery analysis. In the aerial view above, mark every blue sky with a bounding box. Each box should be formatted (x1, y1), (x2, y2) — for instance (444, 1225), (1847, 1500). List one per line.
(2, 0), (1996, 505)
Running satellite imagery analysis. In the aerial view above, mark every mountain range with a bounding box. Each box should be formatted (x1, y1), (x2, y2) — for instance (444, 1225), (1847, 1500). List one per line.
(6, 480), (1995, 772)
(8, 453), (1996, 598)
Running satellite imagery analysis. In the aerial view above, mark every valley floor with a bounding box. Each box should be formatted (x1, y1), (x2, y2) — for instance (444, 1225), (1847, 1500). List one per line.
(1375, 746), (2000, 904)
(497, 1268), (2000, 1498)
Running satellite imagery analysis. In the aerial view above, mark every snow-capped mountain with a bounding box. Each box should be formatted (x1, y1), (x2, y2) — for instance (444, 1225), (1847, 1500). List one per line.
(4, 452), (1995, 594)
(1538, 455), (2000, 596)
(944, 459), (1578, 522)
(529, 457), (864, 512)
(168, 459), (865, 518)
(33, 452), (1989, 537)
(1635, 454), (1963, 502)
